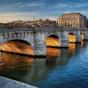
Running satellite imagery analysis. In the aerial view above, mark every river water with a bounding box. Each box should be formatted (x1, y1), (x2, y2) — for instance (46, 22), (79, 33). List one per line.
(0, 42), (88, 88)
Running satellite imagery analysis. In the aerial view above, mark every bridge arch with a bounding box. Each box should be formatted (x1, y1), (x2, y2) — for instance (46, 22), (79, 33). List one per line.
(7, 39), (31, 45)
(45, 35), (61, 47)
(68, 33), (76, 43)
(0, 39), (34, 55)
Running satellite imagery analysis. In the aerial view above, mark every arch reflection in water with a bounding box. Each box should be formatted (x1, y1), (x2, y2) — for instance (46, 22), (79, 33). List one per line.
(47, 47), (61, 57)
(45, 35), (61, 47)
(68, 41), (85, 57)
(46, 47), (61, 68)
(0, 52), (34, 81)
(0, 39), (34, 55)
(69, 43), (76, 55)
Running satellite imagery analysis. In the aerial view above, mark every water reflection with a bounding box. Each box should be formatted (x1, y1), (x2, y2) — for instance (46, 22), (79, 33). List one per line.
(47, 47), (61, 57)
(40, 42), (88, 88)
(0, 53), (34, 81)
(69, 43), (76, 55)
(46, 47), (61, 69)
(0, 41), (88, 88)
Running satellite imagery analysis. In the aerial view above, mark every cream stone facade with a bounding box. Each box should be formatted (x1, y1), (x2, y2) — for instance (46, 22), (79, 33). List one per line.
(57, 13), (87, 28)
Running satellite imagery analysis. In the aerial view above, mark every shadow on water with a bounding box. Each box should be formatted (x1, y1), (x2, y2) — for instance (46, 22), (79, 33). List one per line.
(0, 41), (88, 88)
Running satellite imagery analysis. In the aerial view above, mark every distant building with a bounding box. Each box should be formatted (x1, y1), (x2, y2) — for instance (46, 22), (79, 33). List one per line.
(57, 13), (87, 28)
(0, 19), (57, 28)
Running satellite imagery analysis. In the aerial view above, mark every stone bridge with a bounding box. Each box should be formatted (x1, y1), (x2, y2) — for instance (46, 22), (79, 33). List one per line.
(0, 27), (88, 56)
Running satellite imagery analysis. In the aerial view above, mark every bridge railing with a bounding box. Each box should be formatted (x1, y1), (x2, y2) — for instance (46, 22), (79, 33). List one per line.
(0, 27), (88, 33)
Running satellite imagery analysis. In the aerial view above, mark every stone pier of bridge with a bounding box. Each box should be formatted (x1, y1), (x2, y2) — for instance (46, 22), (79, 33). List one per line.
(84, 31), (88, 40)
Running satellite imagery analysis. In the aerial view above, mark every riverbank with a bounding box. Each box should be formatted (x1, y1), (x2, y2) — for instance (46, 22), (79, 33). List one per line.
(0, 76), (38, 88)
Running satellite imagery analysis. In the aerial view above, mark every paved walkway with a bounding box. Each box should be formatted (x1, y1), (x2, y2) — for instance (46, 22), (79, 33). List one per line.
(0, 76), (38, 88)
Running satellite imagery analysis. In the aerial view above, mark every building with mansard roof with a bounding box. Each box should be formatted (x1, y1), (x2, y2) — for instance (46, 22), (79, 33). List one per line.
(57, 13), (87, 28)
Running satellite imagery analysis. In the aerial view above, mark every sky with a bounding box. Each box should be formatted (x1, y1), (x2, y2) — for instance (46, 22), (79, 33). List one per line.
(0, 0), (88, 23)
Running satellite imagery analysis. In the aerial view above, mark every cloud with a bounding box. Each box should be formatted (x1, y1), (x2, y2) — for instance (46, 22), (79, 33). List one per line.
(0, 2), (45, 8)
(19, 2), (45, 7)
(0, 12), (40, 23)
(55, 3), (88, 8)
(0, 0), (88, 23)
